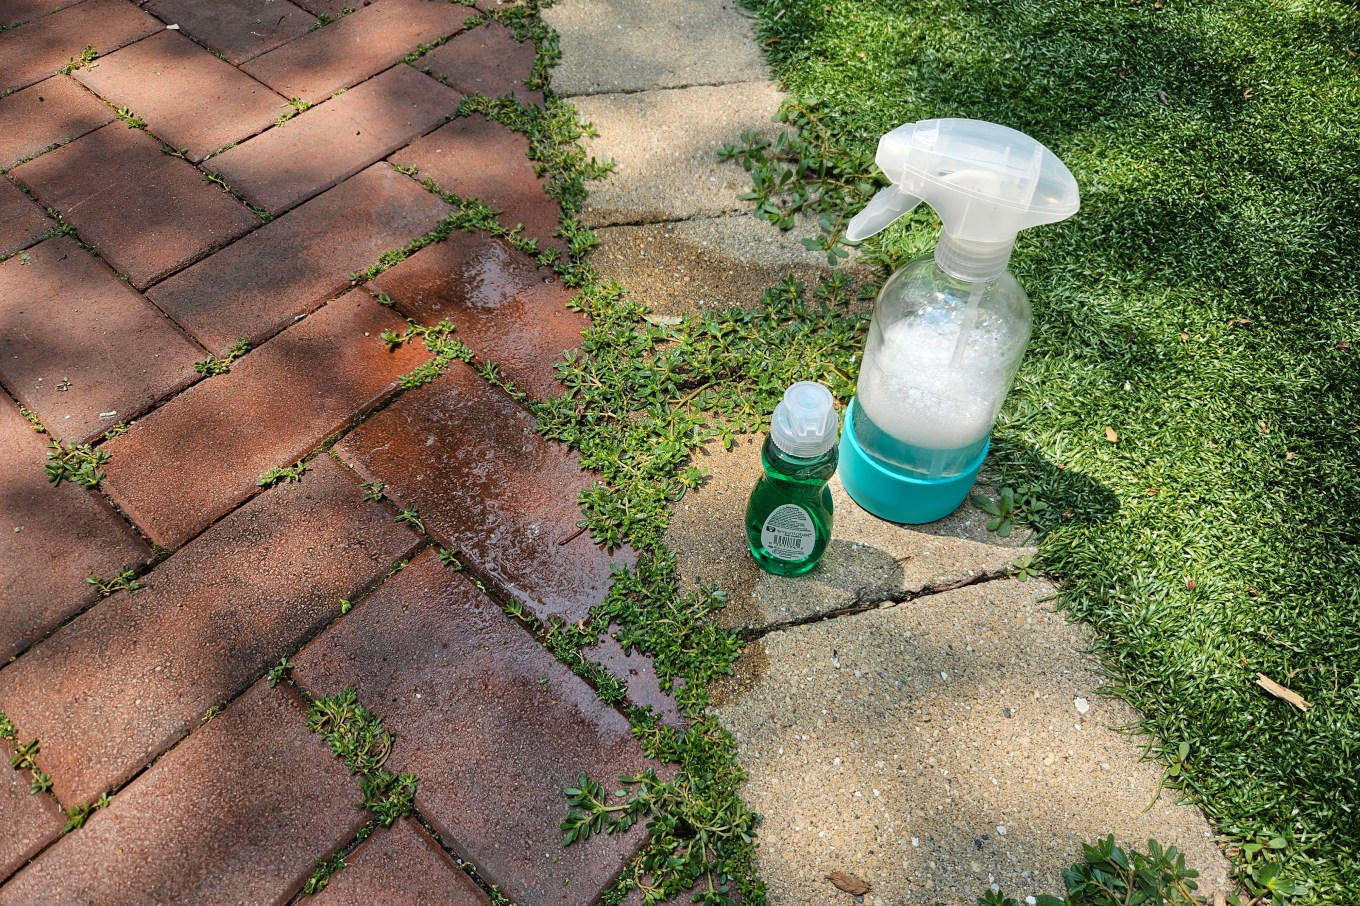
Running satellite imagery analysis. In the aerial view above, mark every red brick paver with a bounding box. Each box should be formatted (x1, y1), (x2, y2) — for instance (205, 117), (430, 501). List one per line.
(0, 177), (48, 258)
(335, 363), (635, 622)
(311, 818), (491, 906)
(0, 740), (65, 882)
(75, 30), (289, 162)
(150, 163), (450, 355)
(0, 456), (419, 805)
(371, 229), (587, 400)
(241, 0), (478, 105)
(101, 292), (428, 548)
(144, 0), (315, 65)
(0, 681), (366, 905)
(417, 22), (543, 106)
(1, 0), (82, 29)
(209, 64), (457, 215)
(0, 397), (150, 663)
(0, 75), (113, 171)
(292, 550), (649, 906)
(0, 0), (161, 95)
(293, 0), (374, 19)
(392, 114), (566, 257)
(12, 122), (259, 288)
(0, 236), (202, 444)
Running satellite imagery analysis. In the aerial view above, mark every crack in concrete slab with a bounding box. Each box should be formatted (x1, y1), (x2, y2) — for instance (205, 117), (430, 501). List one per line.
(735, 566), (1019, 642)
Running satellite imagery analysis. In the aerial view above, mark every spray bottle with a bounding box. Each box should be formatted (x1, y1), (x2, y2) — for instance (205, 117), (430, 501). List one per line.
(745, 382), (839, 576)
(838, 118), (1080, 524)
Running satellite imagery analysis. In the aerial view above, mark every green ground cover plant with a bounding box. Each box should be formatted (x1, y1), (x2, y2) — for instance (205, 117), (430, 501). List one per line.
(730, 0), (1360, 900)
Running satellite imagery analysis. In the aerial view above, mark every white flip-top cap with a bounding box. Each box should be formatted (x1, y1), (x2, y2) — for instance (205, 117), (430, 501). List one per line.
(844, 118), (1080, 281)
(770, 382), (838, 458)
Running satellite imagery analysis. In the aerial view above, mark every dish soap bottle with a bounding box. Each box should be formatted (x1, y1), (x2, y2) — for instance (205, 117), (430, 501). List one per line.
(839, 118), (1080, 523)
(745, 381), (839, 576)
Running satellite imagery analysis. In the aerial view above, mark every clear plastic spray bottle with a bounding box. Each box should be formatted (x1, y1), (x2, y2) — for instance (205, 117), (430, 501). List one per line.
(839, 119), (1080, 523)
(745, 382), (839, 576)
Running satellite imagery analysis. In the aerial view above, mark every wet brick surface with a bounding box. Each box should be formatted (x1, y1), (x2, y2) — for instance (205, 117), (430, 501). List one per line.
(0, 177), (49, 259)
(149, 163), (450, 355)
(0, 739), (65, 882)
(0, 0), (160, 95)
(417, 22), (543, 107)
(12, 122), (259, 289)
(0, 236), (203, 445)
(0, 75), (113, 171)
(310, 818), (491, 906)
(292, 550), (649, 905)
(241, 0), (478, 104)
(0, 456), (419, 805)
(392, 114), (565, 257)
(101, 292), (428, 548)
(0, 681), (366, 905)
(334, 363), (636, 623)
(0, 396), (150, 663)
(75, 30), (290, 162)
(208, 64), (458, 215)
(370, 229), (586, 401)
(144, 0), (316, 65)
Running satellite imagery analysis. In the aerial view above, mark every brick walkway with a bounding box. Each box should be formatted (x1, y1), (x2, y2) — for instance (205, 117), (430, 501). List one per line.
(0, 2), (659, 902)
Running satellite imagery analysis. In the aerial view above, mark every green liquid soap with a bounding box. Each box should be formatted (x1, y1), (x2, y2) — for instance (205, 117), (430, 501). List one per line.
(745, 436), (836, 576)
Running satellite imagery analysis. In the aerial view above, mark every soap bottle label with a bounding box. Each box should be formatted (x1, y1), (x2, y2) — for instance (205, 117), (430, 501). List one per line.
(760, 504), (816, 561)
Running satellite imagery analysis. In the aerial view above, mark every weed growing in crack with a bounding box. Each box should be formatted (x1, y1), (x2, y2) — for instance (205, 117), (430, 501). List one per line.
(258, 461), (308, 488)
(194, 338), (250, 377)
(266, 657), (293, 688)
(64, 792), (112, 831)
(302, 851), (347, 895)
(86, 566), (142, 597)
(57, 45), (97, 75)
(306, 689), (417, 827)
(113, 106), (146, 130)
(360, 480), (384, 502)
(45, 440), (109, 488)
(394, 507), (424, 534)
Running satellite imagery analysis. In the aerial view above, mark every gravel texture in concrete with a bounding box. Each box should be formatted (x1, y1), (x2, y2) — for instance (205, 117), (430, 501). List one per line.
(713, 580), (1232, 904)
(574, 81), (786, 226)
(543, 0), (768, 96)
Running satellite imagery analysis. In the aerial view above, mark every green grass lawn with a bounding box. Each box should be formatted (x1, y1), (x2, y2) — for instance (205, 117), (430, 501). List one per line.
(734, 0), (1360, 900)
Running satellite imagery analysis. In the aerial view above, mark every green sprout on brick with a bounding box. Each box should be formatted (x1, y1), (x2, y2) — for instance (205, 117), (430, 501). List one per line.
(57, 45), (97, 75)
(45, 440), (110, 488)
(0, 711), (15, 741)
(19, 407), (45, 434)
(113, 106), (146, 130)
(104, 422), (129, 440)
(360, 480), (385, 502)
(194, 338), (251, 377)
(437, 547), (463, 571)
(266, 657), (293, 688)
(394, 507), (424, 534)
(302, 851), (347, 895)
(258, 461), (308, 488)
(63, 793), (113, 832)
(86, 566), (142, 598)
(306, 689), (417, 827)
(275, 97), (312, 126)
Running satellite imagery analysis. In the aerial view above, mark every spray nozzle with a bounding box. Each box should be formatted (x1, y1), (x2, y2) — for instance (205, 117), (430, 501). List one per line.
(844, 118), (1080, 281)
(770, 382), (838, 458)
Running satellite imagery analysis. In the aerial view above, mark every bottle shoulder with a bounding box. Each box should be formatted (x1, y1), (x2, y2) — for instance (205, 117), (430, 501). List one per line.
(761, 436), (838, 482)
(874, 255), (1030, 325)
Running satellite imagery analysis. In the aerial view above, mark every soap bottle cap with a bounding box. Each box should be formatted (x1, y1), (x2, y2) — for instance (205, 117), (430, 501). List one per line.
(770, 382), (838, 458)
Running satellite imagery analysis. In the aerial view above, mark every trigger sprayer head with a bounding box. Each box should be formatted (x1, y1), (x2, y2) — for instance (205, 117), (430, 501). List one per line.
(844, 118), (1080, 282)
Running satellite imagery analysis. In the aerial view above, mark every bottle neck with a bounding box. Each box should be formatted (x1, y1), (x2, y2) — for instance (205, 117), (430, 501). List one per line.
(763, 436), (837, 483)
(934, 233), (1014, 283)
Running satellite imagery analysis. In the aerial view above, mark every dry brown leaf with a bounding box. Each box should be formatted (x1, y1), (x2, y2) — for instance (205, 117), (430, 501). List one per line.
(825, 871), (871, 896)
(1105, 426), (1119, 443)
(1256, 673), (1311, 712)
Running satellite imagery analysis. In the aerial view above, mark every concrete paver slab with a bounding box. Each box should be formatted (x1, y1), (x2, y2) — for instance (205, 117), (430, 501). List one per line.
(668, 436), (1031, 633)
(144, 0), (315, 65)
(715, 580), (1231, 904)
(543, 0), (768, 97)
(591, 215), (871, 317)
(573, 81), (786, 227)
